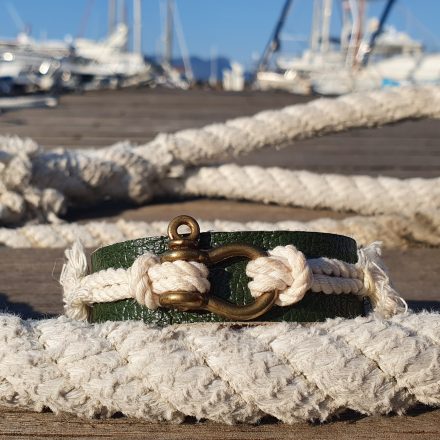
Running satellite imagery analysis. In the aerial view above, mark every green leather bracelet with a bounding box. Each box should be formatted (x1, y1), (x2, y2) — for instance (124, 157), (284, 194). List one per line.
(89, 216), (366, 325)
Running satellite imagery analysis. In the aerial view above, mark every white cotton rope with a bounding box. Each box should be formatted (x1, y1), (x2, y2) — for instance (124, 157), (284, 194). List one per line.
(0, 214), (439, 249)
(0, 311), (439, 423)
(168, 165), (440, 221)
(60, 241), (406, 321)
(1, 86), (440, 225)
(0, 86), (439, 424)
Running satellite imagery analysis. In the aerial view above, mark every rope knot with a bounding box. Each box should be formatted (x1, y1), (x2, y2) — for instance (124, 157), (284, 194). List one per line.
(129, 253), (161, 309)
(149, 260), (210, 296)
(246, 245), (313, 306)
(129, 255), (210, 310)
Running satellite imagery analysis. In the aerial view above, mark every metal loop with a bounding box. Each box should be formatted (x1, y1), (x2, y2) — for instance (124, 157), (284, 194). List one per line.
(167, 215), (200, 242)
(159, 215), (277, 321)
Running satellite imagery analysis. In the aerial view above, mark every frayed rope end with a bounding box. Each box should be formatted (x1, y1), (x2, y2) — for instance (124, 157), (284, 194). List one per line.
(60, 240), (90, 321)
(357, 241), (408, 318)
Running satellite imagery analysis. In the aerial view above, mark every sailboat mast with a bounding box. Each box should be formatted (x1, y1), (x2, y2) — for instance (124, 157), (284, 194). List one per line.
(345, 0), (360, 66)
(353, 0), (365, 64)
(310, 0), (322, 54)
(117, 0), (125, 25)
(340, 0), (351, 54)
(133, 0), (142, 55)
(255, 0), (293, 73)
(320, 0), (333, 53)
(164, 0), (174, 66)
(173, 1), (194, 82)
(108, 0), (116, 35)
(362, 0), (397, 65)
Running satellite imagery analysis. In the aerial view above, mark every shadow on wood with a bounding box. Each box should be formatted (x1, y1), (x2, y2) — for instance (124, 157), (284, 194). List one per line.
(407, 300), (440, 312)
(0, 293), (56, 319)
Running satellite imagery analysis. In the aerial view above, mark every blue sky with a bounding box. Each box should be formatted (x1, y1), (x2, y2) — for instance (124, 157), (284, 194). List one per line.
(0, 0), (439, 67)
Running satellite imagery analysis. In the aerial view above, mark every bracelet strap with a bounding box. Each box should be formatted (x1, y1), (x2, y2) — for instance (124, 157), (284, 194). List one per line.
(90, 224), (365, 325)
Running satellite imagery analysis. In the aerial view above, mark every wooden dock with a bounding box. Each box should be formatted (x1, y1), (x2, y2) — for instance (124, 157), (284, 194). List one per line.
(0, 87), (439, 439)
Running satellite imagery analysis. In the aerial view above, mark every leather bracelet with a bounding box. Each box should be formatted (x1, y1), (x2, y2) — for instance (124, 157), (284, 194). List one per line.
(89, 215), (366, 325)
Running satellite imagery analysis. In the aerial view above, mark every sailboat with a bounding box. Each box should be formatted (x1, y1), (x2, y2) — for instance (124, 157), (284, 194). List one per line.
(0, 0), (153, 95)
(254, 0), (440, 95)
(154, 0), (194, 89)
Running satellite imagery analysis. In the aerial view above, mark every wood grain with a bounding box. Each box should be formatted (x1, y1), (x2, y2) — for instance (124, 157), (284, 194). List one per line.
(2, 88), (439, 178)
(0, 407), (439, 440)
(0, 87), (439, 438)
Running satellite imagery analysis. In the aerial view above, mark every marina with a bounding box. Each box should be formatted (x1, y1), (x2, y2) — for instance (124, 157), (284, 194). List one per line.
(255, 0), (440, 94)
(1, 0), (439, 101)
(0, 1), (439, 438)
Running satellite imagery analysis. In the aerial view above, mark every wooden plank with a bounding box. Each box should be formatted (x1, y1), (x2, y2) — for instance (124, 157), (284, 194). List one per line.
(67, 200), (347, 223)
(1, 87), (439, 178)
(0, 87), (439, 437)
(0, 406), (439, 440)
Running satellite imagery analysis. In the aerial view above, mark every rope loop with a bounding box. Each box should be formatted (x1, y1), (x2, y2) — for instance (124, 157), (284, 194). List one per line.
(128, 253), (210, 310)
(128, 253), (161, 309)
(247, 245), (313, 306)
(61, 244), (212, 317)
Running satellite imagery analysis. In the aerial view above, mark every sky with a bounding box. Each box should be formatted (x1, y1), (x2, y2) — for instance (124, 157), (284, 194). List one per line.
(0, 0), (439, 68)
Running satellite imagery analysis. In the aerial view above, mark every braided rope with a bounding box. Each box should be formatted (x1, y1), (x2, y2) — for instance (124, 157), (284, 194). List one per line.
(0, 312), (438, 423)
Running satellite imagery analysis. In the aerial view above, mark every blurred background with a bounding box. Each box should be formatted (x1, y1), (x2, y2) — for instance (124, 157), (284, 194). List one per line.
(0, 0), (439, 98)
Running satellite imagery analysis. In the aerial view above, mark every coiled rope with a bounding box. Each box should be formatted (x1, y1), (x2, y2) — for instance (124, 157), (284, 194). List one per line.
(1, 86), (440, 226)
(0, 214), (438, 248)
(165, 165), (440, 221)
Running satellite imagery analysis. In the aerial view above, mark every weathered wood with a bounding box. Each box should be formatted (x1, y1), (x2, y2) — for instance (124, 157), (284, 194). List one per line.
(66, 199), (347, 223)
(0, 406), (439, 440)
(1, 88), (439, 178)
(0, 87), (439, 437)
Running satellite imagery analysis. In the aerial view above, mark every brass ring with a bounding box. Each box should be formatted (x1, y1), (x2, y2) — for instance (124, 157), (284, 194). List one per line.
(160, 215), (278, 321)
(167, 215), (200, 242)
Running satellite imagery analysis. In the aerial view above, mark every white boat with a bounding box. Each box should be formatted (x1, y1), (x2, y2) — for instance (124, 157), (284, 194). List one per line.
(0, 1), (154, 95)
(309, 52), (440, 95)
(254, 0), (440, 95)
(254, 70), (311, 94)
(61, 23), (152, 89)
(0, 49), (60, 94)
(223, 62), (245, 92)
